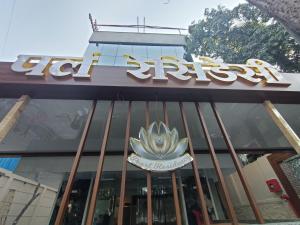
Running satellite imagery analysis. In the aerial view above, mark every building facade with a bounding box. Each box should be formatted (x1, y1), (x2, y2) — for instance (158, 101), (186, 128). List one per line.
(0, 29), (299, 225)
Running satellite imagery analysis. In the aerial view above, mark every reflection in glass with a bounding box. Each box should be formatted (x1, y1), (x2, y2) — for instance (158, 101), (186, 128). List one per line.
(275, 104), (300, 137)
(101, 44), (118, 56)
(0, 99), (92, 153)
(215, 103), (290, 149)
(147, 46), (162, 59)
(0, 98), (16, 121)
(161, 46), (177, 57)
(98, 56), (116, 66)
(107, 101), (128, 152)
(117, 45), (133, 57)
(179, 155), (231, 225)
(133, 46), (147, 58)
(238, 153), (300, 222)
(114, 56), (127, 66)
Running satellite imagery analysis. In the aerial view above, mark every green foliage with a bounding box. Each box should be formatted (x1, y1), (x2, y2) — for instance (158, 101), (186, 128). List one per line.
(187, 3), (300, 72)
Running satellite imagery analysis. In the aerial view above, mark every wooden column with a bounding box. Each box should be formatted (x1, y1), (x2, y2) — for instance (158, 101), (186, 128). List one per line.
(211, 102), (265, 224)
(264, 100), (300, 154)
(85, 101), (114, 225)
(179, 102), (210, 225)
(54, 101), (97, 225)
(117, 102), (132, 225)
(195, 103), (238, 225)
(0, 95), (30, 142)
(163, 102), (182, 225)
(145, 101), (153, 225)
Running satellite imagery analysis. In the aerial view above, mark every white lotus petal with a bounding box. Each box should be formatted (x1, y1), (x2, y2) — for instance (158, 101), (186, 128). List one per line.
(139, 127), (152, 152)
(130, 138), (156, 160)
(165, 138), (188, 159)
(165, 128), (179, 155)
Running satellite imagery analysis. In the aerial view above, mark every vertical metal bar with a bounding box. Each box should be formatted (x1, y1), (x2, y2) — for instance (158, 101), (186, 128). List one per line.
(179, 102), (210, 225)
(145, 101), (153, 225)
(85, 101), (114, 225)
(117, 102), (132, 225)
(195, 103), (238, 225)
(211, 102), (265, 224)
(163, 102), (182, 225)
(264, 100), (300, 153)
(54, 101), (97, 225)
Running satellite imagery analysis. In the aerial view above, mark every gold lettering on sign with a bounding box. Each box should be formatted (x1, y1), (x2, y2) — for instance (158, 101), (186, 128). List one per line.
(49, 60), (80, 77)
(246, 59), (290, 86)
(126, 55), (152, 80)
(11, 52), (100, 79)
(11, 53), (291, 87)
(11, 55), (52, 77)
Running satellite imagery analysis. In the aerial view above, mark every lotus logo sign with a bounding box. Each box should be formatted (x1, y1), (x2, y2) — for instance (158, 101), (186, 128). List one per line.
(128, 122), (193, 172)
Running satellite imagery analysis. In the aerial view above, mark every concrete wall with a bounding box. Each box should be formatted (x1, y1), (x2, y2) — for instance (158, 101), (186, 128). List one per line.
(225, 155), (297, 221)
(0, 168), (58, 225)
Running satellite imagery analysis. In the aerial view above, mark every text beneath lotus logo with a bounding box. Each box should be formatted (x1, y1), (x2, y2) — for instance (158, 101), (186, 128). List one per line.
(128, 121), (193, 172)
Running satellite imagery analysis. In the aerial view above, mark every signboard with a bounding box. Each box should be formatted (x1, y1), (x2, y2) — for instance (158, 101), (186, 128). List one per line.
(128, 122), (193, 172)
(0, 52), (300, 102)
(10, 53), (290, 87)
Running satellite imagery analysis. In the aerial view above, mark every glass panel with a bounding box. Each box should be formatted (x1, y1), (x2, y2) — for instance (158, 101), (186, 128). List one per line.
(175, 46), (185, 59)
(166, 102), (185, 138)
(183, 102), (207, 150)
(0, 156), (73, 225)
(152, 174), (176, 225)
(114, 56), (127, 66)
(133, 46), (147, 59)
(130, 102), (146, 140)
(92, 156), (123, 225)
(98, 55), (116, 66)
(161, 46), (177, 57)
(179, 154), (230, 224)
(198, 103), (226, 150)
(107, 101), (128, 152)
(48, 156), (98, 225)
(147, 46), (162, 60)
(0, 99), (92, 153)
(274, 104), (300, 137)
(0, 98), (16, 121)
(124, 165), (148, 225)
(101, 44), (118, 56)
(148, 102), (164, 123)
(84, 101), (111, 152)
(239, 153), (300, 223)
(217, 153), (256, 223)
(215, 103), (290, 150)
(117, 45), (133, 57)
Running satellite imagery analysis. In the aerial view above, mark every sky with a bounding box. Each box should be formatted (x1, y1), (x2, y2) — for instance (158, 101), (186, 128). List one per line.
(0, 0), (245, 61)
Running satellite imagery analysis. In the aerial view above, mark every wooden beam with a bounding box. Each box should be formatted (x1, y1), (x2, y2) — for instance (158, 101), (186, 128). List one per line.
(54, 101), (97, 225)
(264, 100), (300, 154)
(85, 101), (114, 225)
(211, 103), (264, 224)
(145, 101), (153, 225)
(117, 101), (131, 225)
(195, 102), (238, 225)
(179, 102), (211, 225)
(163, 102), (182, 225)
(0, 95), (30, 142)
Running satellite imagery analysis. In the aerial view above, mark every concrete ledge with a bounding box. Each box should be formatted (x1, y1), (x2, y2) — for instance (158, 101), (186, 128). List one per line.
(89, 31), (186, 46)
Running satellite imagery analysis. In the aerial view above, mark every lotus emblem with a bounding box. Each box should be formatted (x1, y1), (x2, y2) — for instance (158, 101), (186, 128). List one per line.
(128, 122), (193, 172)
